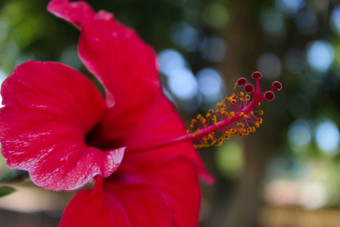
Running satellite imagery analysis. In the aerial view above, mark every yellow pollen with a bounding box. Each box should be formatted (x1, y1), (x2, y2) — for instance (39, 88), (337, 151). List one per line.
(237, 122), (244, 128)
(233, 82), (238, 90)
(216, 103), (224, 108)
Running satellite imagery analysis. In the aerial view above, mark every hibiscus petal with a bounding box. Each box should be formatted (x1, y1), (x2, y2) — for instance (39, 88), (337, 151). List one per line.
(48, 0), (213, 183)
(59, 177), (173, 227)
(47, 0), (95, 29)
(0, 61), (125, 190)
(48, 0), (163, 143)
(117, 156), (203, 227)
(60, 157), (200, 227)
(48, 1), (158, 109)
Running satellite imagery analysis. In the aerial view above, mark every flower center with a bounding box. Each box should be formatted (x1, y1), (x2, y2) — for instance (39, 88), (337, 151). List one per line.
(85, 124), (124, 151)
(126, 72), (282, 152)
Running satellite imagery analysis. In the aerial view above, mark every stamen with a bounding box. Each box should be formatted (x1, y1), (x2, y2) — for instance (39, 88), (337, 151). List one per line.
(126, 72), (281, 152)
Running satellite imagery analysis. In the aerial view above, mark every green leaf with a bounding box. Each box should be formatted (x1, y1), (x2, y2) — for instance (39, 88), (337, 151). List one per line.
(0, 170), (28, 183)
(0, 186), (15, 198)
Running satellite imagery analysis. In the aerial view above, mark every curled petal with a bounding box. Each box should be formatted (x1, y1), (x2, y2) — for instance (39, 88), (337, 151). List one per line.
(0, 61), (124, 190)
(48, 0), (158, 110)
(47, 0), (95, 29)
(77, 13), (159, 109)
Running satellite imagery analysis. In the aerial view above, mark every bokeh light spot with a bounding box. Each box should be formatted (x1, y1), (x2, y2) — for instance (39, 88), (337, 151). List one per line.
(197, 68), (223, 102)
(275, 0), (305, 14)
(257, 53), (281, 78)
(330, 6), (340, 34)
(315, 120), (340, 155)
(203, 3), (228, 29)
(170, 22), (202, 52)
(0, 20), (8, 43)
(216, 141), (243, 178)
(306, 40), (334, 73)
(168, 68), (198, 100)
(158, 49), (187, 76)
(200, 37), (226, 62)
(300, 182), (328, 210)
(59, 45), (81, 70)
(260, 8), (285, 37)
(295, 9), (318, 35)
(0, 70), (7, 108)
(288, 119), (312, 150)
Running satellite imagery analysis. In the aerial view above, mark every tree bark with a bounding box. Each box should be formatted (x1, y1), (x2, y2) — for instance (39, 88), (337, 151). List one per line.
(206, 1), (276, 226)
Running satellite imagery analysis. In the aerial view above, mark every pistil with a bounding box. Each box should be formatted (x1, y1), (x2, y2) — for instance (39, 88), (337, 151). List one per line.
(127, 72), (282, 152)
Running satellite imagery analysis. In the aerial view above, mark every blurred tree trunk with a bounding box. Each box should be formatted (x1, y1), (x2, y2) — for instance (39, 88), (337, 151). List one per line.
(207, 0), (276, 226)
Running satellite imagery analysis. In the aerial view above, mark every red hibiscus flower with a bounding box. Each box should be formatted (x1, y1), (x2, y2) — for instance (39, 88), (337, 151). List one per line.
(0, 0), (282, 226)
(0, 0), (213, 226)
